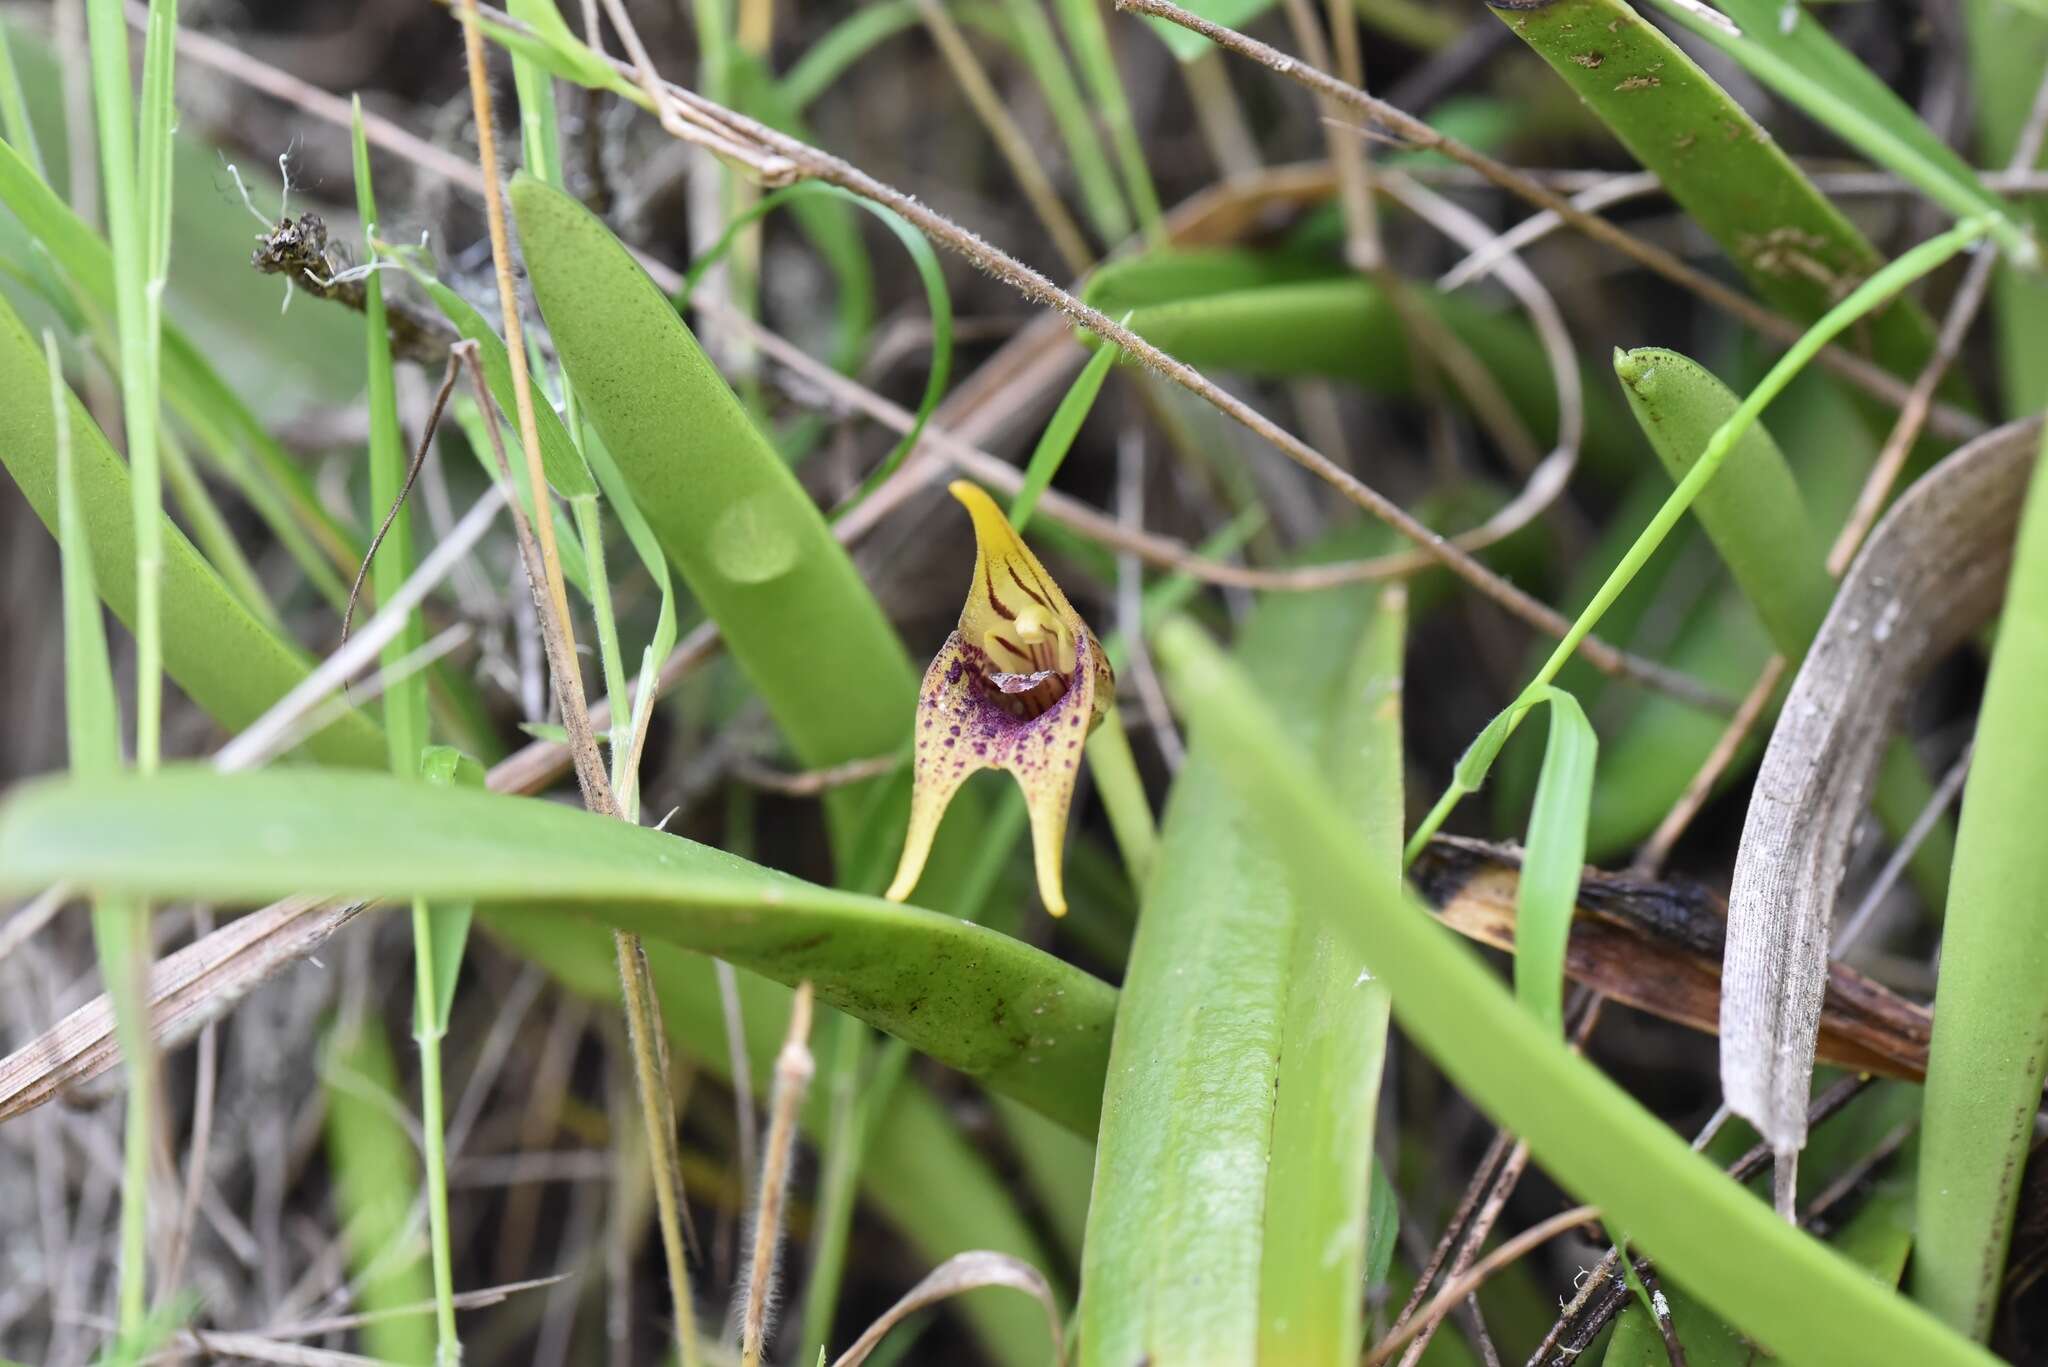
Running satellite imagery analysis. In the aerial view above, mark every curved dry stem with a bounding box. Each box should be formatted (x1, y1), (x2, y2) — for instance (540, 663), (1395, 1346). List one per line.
(1113, 0), (1987, 442)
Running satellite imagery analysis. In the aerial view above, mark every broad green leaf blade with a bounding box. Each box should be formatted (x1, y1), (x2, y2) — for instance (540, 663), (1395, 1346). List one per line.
(1079, 548), (1388, 1364)
(0, 290), (384, 768)
(0, 768), (1116, 1136)
(1515, 686), (1595, 1035)
(479, 914), (1062, 1367)
(1913, 425), (2048, 1339)
(510, 174), (917, 850)
(1258, 584), (1406, 1364)
(678, 180), (953, 502)
(1497, 0), (1943, 377)
(1010, 333), (1118, 533)
(1647, 0), (2034, 265)
(1154, 618), (1997, 1367)
(1615, 347), (1832, 651)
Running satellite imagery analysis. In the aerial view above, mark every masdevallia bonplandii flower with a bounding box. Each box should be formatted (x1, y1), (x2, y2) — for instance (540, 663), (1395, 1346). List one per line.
(885, 481), (1115, 917)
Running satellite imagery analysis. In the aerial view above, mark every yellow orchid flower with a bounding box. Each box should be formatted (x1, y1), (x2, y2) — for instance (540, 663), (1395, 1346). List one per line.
(885, 481), (1115, 916)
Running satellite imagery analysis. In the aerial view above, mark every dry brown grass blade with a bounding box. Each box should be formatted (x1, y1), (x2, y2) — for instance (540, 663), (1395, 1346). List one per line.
(1721, 415), (2043, 1172)
(829, 1250), (1065, 1367)
(1409, 837), (1933, 1083)
(0, 898), (363, 1123)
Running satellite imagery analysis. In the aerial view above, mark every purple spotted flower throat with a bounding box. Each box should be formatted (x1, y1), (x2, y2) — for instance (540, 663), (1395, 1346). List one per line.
(884, 482), (1114, 916)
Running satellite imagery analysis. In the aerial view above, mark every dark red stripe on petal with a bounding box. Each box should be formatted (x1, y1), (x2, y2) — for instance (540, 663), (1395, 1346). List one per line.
(983, 562), (1016, 620)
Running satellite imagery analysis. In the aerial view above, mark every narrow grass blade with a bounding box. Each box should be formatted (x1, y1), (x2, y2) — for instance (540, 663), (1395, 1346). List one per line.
(55, 322), (153, 1351)
(1514, 686), (1595, 1035)
(1154, 618), (1998, 1367)
(352, 101), (428, 771)
(0, 294), (385, 767)
(0, 768), (1117, 1135)
(1049, 0), (1164, 239)
(1647, 0), (2034, 266)
(1009, 333), (1118, 533)
(993, 0), (1133, 243)
(1913, 421), (2048, 1339)
(0, 18), (45, 177)
(50, 330), (121, 774)
(1964, 0), (2048, 414)
(323, 1016), (435, 1367)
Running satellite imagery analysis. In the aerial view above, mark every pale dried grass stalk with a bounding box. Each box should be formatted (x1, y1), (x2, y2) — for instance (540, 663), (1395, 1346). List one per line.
(738, 982), (814, 1367)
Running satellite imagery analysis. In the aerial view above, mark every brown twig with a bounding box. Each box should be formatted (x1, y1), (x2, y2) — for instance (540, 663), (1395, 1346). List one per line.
(740, 982), (815, 1367)
(340, 349), (463, 649)
(458, 10), (703, 1362)
(1371, 1205), (1602, 1367)
(914, 0), (1096, 274)
(731, 752), (905, 798)
(1112, 0), (1984, 436)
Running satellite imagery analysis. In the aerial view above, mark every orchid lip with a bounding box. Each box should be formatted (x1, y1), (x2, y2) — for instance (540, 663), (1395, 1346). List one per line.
(988, 666), (1069, 720)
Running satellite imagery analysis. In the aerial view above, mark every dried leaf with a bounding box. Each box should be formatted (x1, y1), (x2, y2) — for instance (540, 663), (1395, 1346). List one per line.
(830, 1251), (1063, 1367)
(1721, 415), (2042, 1157)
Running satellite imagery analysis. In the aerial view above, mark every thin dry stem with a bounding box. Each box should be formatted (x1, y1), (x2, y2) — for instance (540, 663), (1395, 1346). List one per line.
(739, 982), (815, 1367)
(1371, 1206), (1601, 1367)
(341, 350), (463, 647)
(731, 752), (904, 797)
(1632, 654), (1787, 878)
(1396, 1140), (1531, 1367)
(461, 0), (582, 707)
(1114, 0), (1984, 434)
(460, 19), (701, 1340)
(915, 0), (1095, 274)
